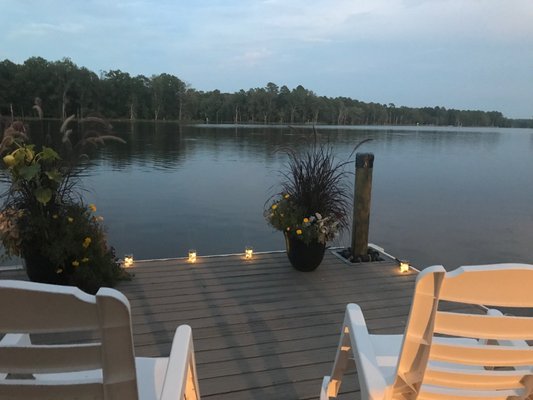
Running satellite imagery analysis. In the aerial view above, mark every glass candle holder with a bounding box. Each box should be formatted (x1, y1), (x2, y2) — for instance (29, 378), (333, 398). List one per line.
(188, 249), (197, 263)
(245, 246), (253, 260)
(399, 261), (410, 273)
(124, 254), (134, 268)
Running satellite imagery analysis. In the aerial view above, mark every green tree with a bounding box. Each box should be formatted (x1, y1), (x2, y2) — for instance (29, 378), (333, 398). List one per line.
(100, 70), (133, 119)
(151, 73), (186, 121)
(0, 60), (18, 117)
(129, 75), (152, 120)
(0, 56), (520, 127)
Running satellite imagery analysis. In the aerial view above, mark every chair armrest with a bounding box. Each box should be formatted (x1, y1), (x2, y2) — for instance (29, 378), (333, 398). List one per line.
(0, 333), (31, 346)
(0, 334), (32, 380)
(160, 325), (200, 400)
(346, 304), (388, 400)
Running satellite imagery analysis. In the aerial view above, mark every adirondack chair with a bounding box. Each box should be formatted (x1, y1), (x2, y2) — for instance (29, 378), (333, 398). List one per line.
(320, 263), (533, 400)
(0, 280), (200, 400)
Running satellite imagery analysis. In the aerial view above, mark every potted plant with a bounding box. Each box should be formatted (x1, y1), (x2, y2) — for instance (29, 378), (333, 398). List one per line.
(265, 136), (368, 271)
(0, 117), (128, 294)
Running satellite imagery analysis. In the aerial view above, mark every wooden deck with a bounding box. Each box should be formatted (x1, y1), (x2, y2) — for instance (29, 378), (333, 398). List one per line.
(1, 251), (483, 399)
(121, 251), (416, 399)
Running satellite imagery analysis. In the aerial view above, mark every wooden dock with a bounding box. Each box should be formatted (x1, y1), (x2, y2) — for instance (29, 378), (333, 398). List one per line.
(120, 251), (415, 399)
(1, 251), (483, 399)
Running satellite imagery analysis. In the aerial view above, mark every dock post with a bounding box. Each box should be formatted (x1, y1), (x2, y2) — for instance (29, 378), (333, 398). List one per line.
(351, 153), (374, 260)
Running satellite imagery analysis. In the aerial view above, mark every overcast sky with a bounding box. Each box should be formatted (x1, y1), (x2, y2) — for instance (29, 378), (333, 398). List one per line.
(2, 0), (532, 118)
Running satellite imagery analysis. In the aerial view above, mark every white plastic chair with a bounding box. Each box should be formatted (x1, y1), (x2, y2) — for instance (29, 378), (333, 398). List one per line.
(0, 280), (200, 400)
(320, 263), (533, 400)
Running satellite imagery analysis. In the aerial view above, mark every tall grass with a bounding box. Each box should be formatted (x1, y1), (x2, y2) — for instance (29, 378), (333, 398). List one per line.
(279, 129), (371, 231)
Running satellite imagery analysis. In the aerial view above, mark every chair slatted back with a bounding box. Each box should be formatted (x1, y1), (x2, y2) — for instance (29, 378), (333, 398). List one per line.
(392, 264), (533, 400)
(0, 280), (139, 400)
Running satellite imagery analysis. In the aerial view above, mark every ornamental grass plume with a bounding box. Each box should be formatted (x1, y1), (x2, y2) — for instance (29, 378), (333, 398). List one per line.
(282, 143), (351, 232)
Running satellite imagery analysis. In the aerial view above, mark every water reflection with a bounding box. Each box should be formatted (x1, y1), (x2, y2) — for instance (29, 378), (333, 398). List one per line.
(2, 121), (532, 270)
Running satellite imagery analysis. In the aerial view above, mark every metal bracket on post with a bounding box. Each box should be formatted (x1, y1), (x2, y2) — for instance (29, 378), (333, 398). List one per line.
(351, 153), (374, 260)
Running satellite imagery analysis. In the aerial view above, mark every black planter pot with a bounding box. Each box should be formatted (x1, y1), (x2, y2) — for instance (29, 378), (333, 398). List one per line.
(284, 233), (326, 272)
(23, 252), (67, 285)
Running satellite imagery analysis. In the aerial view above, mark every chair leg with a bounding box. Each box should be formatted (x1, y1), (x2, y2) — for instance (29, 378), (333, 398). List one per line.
(324, 325), (355, 398)
(320, 376), (332, 400)
(184, 344), (200, 400)
(162, 325), (201, 400)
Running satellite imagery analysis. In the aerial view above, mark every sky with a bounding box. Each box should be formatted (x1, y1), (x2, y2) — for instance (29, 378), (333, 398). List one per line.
(1, 0), (532, 118)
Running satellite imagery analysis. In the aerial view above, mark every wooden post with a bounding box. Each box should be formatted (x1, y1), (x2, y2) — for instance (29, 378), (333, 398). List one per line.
(351, 153), (374, 260)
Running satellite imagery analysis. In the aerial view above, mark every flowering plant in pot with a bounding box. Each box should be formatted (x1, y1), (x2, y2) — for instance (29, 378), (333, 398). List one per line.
(0, 117), (128, 294)
(265, 136), (368, 271)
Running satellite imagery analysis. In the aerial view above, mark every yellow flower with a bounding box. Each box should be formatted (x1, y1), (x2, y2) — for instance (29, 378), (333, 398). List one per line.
(88, 204), (97, 212)
(82, 237), (92, 248)
(3, 154), (16, 168)
(72, 260), (80, 267)
(24, 148), (35, 161)
(284, 194), (290, 199)
(303, 218), (309, 223)
(271, 204), (278, 210)
(296, 229), (303, 235)
(52, 214), (58, 219)
(67, 217), (74, 223)
(81, 257), (89, 263)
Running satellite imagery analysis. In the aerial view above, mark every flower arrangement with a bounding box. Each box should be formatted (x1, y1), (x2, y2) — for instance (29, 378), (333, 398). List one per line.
(0, 201), (124, 294)
(265, 194), (341, 245)
(265, 132), (371, 247)
(0, 116), (128, 294)
(265, 139), (355, 247)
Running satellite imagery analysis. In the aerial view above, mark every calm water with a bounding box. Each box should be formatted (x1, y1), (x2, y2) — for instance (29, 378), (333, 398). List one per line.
(4, 122), (533, 269)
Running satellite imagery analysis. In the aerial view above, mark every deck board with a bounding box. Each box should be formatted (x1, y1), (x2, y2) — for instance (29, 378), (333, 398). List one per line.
(1, 251), (484, 399)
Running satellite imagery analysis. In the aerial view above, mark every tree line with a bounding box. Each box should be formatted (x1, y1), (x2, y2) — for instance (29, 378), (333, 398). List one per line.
(0, 57), (529, 127)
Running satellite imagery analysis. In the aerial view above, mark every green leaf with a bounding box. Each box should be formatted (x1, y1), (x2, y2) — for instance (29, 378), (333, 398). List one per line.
(45, 169), (63, 183)
(13, 149), (26, 163)
(18, 164), (40, 180)
(41, 146), (60, 161)
(34, 187), (53, 205)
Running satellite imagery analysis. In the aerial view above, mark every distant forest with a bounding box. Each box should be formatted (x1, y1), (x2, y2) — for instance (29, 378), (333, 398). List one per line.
(1, 57), (531, 127)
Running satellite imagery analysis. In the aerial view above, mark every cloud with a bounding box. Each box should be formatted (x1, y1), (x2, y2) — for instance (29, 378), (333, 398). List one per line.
(234, 49), (273, 67)
(250, 0), (533, 45)
(8, 22), (84, 38)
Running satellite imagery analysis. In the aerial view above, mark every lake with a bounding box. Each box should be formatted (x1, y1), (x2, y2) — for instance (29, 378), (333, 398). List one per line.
(3, 122), (533, 270)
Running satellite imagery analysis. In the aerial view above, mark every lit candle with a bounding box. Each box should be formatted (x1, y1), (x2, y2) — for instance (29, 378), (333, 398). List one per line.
(245, 246), (253, 260)
(124, 254), (134, 268)
(188, 249), (197, 263)
(399, 261), (410, 273)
